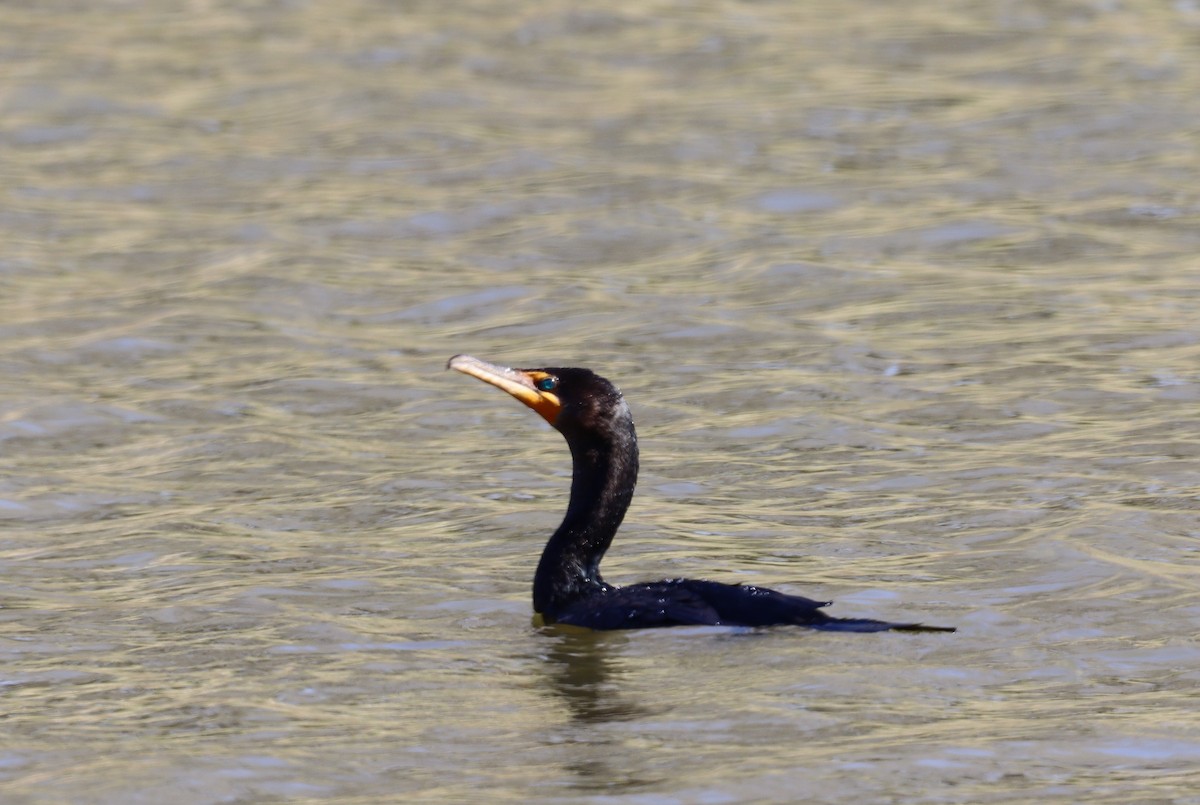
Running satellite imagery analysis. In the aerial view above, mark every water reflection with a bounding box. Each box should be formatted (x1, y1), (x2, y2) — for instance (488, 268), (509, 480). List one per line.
(537, 628), (645, 724)
(534, 628), (663, 793)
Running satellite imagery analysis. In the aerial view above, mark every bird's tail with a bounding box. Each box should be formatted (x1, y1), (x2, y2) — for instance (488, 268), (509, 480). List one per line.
(811, 616), (956, 633)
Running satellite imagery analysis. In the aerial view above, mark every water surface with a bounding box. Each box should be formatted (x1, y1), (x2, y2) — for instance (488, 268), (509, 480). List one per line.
(2, 1), (1199, 802)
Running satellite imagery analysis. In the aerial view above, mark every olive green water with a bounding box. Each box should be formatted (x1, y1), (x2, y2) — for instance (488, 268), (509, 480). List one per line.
(3, 1), (1200, 802)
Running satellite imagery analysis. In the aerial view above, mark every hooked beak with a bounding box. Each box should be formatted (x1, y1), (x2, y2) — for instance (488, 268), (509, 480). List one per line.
(448, 354), (562, 426)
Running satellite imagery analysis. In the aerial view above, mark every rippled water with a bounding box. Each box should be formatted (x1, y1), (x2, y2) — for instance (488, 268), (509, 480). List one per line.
(3, 1), (1200, 802)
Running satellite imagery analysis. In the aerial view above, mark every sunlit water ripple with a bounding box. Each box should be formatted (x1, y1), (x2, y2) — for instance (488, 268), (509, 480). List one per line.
(2, 1), (1199, 802)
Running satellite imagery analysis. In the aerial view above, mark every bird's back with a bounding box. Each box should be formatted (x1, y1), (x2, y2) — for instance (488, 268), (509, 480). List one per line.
(547, 578), (948, 632)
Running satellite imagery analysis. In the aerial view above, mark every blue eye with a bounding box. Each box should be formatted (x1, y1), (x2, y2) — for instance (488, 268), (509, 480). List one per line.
(536, 376), (558, 392)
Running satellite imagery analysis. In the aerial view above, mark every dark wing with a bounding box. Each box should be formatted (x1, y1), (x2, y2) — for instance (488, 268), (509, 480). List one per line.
(683, 580), (956, 632)
(552, 580), (723, 630)
(552, 579), (954, 632)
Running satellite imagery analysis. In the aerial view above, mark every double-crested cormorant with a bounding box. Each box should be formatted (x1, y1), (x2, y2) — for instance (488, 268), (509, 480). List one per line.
(449, 354), (954, 633)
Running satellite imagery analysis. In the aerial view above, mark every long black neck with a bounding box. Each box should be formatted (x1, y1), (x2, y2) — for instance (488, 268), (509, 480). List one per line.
(533, 407), (638, 617)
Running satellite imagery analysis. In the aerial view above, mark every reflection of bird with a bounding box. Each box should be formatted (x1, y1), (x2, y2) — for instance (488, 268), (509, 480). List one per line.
(542, 631), (646, 725)
(449, 355), (954, 633)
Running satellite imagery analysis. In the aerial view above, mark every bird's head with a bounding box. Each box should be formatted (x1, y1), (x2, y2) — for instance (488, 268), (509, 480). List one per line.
(448, 354), (630, 439)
